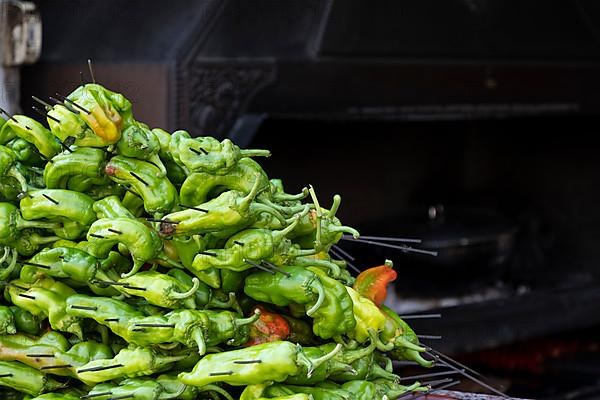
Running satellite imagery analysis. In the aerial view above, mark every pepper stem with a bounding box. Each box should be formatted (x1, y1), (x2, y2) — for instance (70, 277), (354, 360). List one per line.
(295, 257), (341, 278)
(249, 203), (287, 226)
(7, 168), (29, 193)
(394, 336), (427, 353)
(193, 328), (207, 355)
(239, 149), (271, 158)
(170, 277), (200, 300)
(306, 280), (325, 317)
(308, 343), (343, 375)
(295, 344), (314, 378)
(199, 384), (235, 400)
(308, 185), (322, 251)
(327, 194), (341, 218)
(271, 215), (300, 243)
(161, 381), (188, 399)
(343, 331), (377, 363)
(0, 248), (17, 280)
(329, 225), (360, 239)
(272, 186), (309, 202)
(239, 174), (263, 211)
(235, 308), (261, 327)
(121, 260), (144, 278)
(18, 218), (62, 231)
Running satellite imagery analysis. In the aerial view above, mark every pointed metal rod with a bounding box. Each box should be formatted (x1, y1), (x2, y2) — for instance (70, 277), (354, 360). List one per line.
(56, 137), (74, 153)
(430, 355), (509, 398)
(77, 364), (123, 373)
(189, 147), (209, 156)
(426, 347), (483, 378)
(418, 378), (453, 387)
(42, 194), (59, 205)
(108, 229), (122, 234)
(88, 59), (96, 84)
(27, 354), (54, 358)
(234, 241), (244, 246)
(260, 260), (292, 277)
(92, 280), (128, 286)
(233, 360), (262, 364)
(209, 371), (233, 376)
(21, 261), (51, 269)
(147, 218), (179, 224)
(0, 373), (13, 378)
(342, 237), (438, 257)
(417, 335), (442, 340)
(243, 259), (275, 275)
(54, 93), (91, 114)
(345, 235), (422, 243)
(80, 71), (85, 86)
(133, 323), (175, 328)
(399, 314), (442, 320)
(32, 148), (53, 163)
(32, 106), (61, 123)
(124, 285), (146, 291)
(331, 244), (356, 261)
(200, 251), (217, 257)
(49, 96), (79, 114)
(31, 95), (53, 109)
(0, 107), (32, 129)
(89, 233), (105, 239)
(18, 293), (35, 300)
(329, 247), (361, 274)
(70, 305), (97, 311)
(118, 184), (141, 198)
(9, 283), (30, 291)
(178, 204), (208, 213)
(41, 364), (72, 370)
(104, 318), (119, 322)
(402, 369), (463, 381)
(129, 171), (148, 185)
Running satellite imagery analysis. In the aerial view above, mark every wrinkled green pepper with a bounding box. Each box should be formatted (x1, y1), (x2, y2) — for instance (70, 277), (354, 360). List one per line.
(43, 147), (109, 191)
(0, 360), (63, 396)
(3, 116), (61, 159)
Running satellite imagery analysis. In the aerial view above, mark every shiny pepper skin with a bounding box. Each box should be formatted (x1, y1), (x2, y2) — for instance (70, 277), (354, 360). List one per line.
(0, 360), (63, 396)
(3, 115), (61, 159)
(0, 145), (30, 193)
(20, 246), (99, 283)
(44, 147), (109, 191)
(0, 202), (60, 245)
(116, 124), (167, 176)
(104, 155), (177, 215)
(352, 260), (397, 306)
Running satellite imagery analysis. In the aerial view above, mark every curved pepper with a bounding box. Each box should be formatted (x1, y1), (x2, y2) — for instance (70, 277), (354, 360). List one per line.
(75, 346), (188, 384)
(170, 130), (270, 174)
(105, 155), (177, 215)
(19, 189), (96, 240)
(47, 105), (105, 147)
(0, 360), (63, 396)
(245, 305), (291, 347)
(0, 305), (16, 334)
(64, 83), (134, 145)
(92, 195), (135, 219)
(244, 266), (326, 317)
(167, 269), (238, 310)
(9, 305), (42, 334)
(116, 124), (166, 176)
(5, 138), (41, 165)
(0, 246), (18, 281)
(29, 394), (80, 400)
(3, 116), (61, 159)
(115, 271), (200, 309)
(44, 147), (109, 191)
(345, 287), (386, 343)
(86, 217), (171, 277)
(0, 203), (61, 245)
(160, 177), (284, 237)
(180, 157), (270, 205)
(11, 230), (60, 257)
(352, 260), (396, 307)
(20, 247), (99, 283)
(178, 341), (339, 387)
(0, 145), (29, 193)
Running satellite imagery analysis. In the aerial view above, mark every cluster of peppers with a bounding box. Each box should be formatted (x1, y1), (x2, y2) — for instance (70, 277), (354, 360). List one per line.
(0, 83), (434, 399)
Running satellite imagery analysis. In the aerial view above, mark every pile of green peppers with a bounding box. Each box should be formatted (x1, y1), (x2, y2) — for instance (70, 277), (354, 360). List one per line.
(0, 83), (434, 400)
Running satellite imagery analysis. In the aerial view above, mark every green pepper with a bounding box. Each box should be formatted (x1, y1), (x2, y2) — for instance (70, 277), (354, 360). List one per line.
(62, 83), (134, 145)
(9, 306), (42, 335)
(167, 269), (237, 310)
(0, 145), (30, 193)
(19, 189), (97, 240)
(179, 340), (339, 387)
(264, 384), (352, 400)
(28, 394), (80, 400)
(344, 287), (386, 344)
(3, 116), (61, 159)
(0, 246), (18, 281)
(6, 278), (83, 338)
(0, 305), (16, 334)
(5, 138), (41, 165)
(92, 195), (135, 219)
(116, 124), (166, 176)
(241, 384), (313, 400)
(105, 155), (177, 215)
(180, 158), (270, 205)
(0, 203), (60, 245)
(46, 105), (104, 148)
(328, 341), (398, 383)
(160, 177), (284, 237)
(244, 265), (326, 317)
(43, 147), (109, 191)
(170, 130), (270, 174)
(152, 128), (187, 185)
(379, 305), (433, 367)
(75, 346), (188, 384)
(0, 360), (63, 396)
(115, 271), (200, 309)
(20, 247), (99, 283)
(12, 229), (60, 256)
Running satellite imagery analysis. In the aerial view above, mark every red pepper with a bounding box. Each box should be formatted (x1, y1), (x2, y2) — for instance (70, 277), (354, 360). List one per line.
(353, 260), (397, 306)
(244, 305), (291, 346)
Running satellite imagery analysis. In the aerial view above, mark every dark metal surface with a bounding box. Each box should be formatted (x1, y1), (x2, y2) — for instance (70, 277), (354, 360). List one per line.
(425, 391), (528, 400)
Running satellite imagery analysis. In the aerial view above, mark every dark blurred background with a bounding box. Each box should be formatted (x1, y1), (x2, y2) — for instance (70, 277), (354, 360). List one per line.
(5, 0), (600, 398)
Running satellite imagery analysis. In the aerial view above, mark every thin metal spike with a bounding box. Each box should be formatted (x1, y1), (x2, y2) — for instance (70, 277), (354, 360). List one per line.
(9, 283), (30, 291)
(108, 228), (122, 234)
(77, 364), (123, 373)
(18, 293), (36, 300)
(42, 194), (59, 205)
(399, 314), (442, 320)
(89, 233), (105, 239)
(21, 261), (51, 269)
(147, 218), (179, 224)
(243, 259), (275, 275)
(417, 334), (442, 340)
(178, 204), (208, 213)
(129, 171), (149, 185)
(209, 371), (233, 376)
(63, 136), (76, 148)
(118, 184), (141, 198)
(133, 323), (175, 328)
(55, 93), (91, 114)
(131, 328), (145, 332)
(234, 241), (244, 246)
(332, 244), (356, 261)
(87, 59), (96, 84)
(56, 137), (73, 153)
(233, 360), (262, 364)
(41, 364), (72, 370)
(27, 354), (54, 358)
(104, 318), (119, 322)
(32, 106), (61, 124)
(431, 356), (509, 398)
(81, 392), (112, 399)
(123, 285), (146, 291)
(0, 373), (13, 378)
(344, 235), (422, 244)
(49, 96), (79, 114)
(200, 251), (217, 257)
(343, 238), (438, 256)
(260, 260), (292, 277)
(31, 95), (52, 109)
(32, 148), (53, 163)
(70, 305), (97, 311)
(189, 147), (208, 155)
(92, 280), (128, 286)
(418, 377), (453, 387)
(80, 71), (85, 86)
(329, 247), (361, 274)
(402, 369), (463, 381)
(0, 107), (30, 129)
(426, 347), (483, 379)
